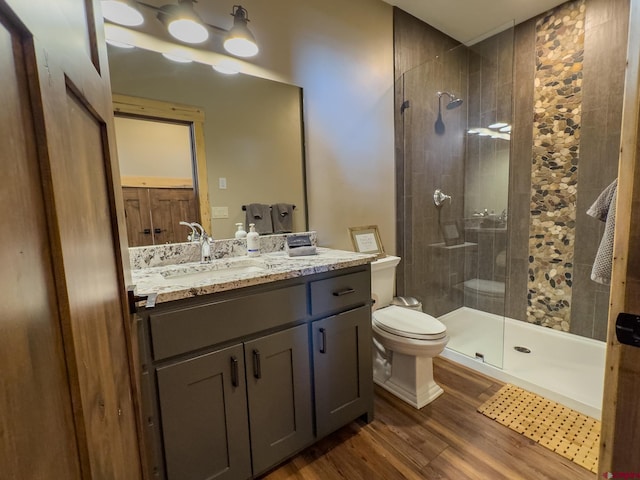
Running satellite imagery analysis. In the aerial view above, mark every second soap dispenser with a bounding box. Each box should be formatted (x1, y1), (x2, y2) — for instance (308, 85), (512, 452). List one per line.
(246, 223), (260, 257)
(235, 223), (247, 239)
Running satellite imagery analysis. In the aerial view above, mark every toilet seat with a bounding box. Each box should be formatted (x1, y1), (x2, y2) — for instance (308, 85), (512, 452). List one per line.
(373, 305), (446, 340)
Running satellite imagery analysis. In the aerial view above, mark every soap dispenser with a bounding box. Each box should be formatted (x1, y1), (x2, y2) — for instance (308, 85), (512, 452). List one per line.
(246, 223), (260, 257)
(235, 223), (247, 239)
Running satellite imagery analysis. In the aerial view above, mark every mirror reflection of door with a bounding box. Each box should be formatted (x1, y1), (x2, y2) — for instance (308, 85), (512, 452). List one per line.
(113, 95), (210, 246)
(116, 116), (196, 246)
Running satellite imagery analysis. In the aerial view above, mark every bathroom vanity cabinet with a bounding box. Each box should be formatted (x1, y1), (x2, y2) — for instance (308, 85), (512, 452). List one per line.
(135, 265), (373, 480)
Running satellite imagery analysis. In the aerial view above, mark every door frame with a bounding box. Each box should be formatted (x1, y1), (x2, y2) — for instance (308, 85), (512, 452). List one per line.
(599, 0), (640, 473)
(113, 94), (211, 235)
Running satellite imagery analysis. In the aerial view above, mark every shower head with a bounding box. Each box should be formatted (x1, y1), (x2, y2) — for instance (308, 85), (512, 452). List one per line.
(446, 97), (463, 109)
(437, 91), (464, 109)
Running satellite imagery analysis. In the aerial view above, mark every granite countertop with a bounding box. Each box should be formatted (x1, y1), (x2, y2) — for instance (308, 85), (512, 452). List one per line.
(132, 247), (375, 305)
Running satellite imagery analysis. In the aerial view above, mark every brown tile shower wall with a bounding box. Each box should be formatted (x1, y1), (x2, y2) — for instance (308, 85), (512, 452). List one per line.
(508, 0), (628, 339)
(464, 32), (513, 316)
(394, 8), (467, 316)
(394, 0), (628, 339)
(570, 0), (628, 339)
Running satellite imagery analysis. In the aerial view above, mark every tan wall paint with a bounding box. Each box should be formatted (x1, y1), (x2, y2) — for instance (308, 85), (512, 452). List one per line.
(114, 117), (193, 180)
(205, 78), (305, 238)
(112, 0), (396, 252)
(275, 0), (396, 251)
(109, 52), (307, 238)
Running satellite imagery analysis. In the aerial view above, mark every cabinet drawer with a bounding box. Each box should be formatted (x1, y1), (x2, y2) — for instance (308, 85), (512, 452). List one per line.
(150, 284), (307, 360)
(310, 270), (370, 317)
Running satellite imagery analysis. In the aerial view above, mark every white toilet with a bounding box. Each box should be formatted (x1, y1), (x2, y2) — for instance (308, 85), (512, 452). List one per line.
(371, 255), (449, 408)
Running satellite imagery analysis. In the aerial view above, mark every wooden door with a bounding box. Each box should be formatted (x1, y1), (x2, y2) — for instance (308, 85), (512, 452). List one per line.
(123, 186), (197, 246)
(149, 187), (198, 244)
(0, 0), (141, 478)
(599, 0), (640, 473)
(312, 306), (374, 438)
(156, 344), (252, 480)
(0, 10), (81, 479)
(245, 324), (314, 475)
(123, 187), (152, 247)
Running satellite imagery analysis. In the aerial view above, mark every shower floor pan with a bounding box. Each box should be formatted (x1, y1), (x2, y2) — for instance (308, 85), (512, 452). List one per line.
(438, 307), (605, 419)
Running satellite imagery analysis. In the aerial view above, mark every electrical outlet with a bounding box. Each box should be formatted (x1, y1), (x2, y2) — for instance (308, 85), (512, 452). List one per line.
(218, 177), (227, 189)
(211, 206), (229, 219)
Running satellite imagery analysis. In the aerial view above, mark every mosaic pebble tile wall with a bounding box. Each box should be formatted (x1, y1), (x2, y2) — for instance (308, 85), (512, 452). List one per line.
(527, 0), (586, 331)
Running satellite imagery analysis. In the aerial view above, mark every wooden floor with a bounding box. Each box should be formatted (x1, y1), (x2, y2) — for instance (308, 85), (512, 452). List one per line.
(262, 357), (594, 480)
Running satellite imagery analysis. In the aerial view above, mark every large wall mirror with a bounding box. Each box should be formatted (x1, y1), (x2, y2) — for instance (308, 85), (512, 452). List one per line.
(107, 43), (308, 245)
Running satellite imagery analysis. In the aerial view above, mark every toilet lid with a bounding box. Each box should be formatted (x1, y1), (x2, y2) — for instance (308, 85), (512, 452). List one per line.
(373, 305), (447, 340)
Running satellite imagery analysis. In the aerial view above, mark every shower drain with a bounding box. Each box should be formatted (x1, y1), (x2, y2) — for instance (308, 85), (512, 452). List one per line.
(514, 346), (532, 354)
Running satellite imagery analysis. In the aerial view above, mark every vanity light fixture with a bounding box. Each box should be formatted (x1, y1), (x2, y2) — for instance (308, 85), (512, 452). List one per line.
(212, 59), (240, 74)
(162, 49), (193, 63)
(103, 2), (260, 57)
(223, 5), (259, 58)
(157, 0), (209, 44)
(101, 0), (144, 26)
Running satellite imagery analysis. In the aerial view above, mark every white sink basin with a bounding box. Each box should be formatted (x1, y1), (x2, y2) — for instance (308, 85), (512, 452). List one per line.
(160, 259), (268, 283)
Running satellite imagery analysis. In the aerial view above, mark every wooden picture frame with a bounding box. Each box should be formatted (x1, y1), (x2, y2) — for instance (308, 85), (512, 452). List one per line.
(348, 225), (385, 258)
(441, 220), (463, 246)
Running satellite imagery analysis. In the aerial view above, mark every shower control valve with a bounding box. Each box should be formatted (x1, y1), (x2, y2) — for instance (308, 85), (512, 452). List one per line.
(433, 189), (452, 207)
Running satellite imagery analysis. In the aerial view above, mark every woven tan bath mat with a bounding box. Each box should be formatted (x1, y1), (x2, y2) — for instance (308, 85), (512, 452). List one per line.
(477, 384), (600, 473)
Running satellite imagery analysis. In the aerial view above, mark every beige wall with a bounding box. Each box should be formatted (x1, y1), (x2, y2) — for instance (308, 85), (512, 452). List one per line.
(109, 49), (306, 238)
(114, 116), (193, 181)
(274, 0), (396, 252)
(107, 0), (396, 252)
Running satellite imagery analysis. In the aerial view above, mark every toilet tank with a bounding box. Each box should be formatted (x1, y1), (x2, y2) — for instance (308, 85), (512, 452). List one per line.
(370, 255), (401, 308)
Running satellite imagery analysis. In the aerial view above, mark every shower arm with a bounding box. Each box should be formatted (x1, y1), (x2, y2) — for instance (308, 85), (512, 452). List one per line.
(433, 189), (452, 207)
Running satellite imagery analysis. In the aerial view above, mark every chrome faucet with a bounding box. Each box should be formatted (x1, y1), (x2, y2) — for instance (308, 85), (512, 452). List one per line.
(191, 222), (213, 263)
(179, 221), (198, 242)
(190, 222), (204, 241)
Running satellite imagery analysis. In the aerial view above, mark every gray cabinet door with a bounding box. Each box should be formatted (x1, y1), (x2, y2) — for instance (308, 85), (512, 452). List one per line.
(312, 305), (374, 438)
(245, 324), (314, 475)
(157, 344), (251, 480)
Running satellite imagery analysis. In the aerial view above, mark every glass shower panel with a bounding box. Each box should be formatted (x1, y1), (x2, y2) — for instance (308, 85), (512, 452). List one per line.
(401, 29), (514, 369)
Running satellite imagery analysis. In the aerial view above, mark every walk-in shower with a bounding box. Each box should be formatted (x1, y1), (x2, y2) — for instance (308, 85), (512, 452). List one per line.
(397, 0), (621, 420)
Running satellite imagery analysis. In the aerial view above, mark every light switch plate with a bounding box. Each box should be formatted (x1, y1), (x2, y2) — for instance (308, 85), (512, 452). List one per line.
(218, 177), (227, 189)
(212, 206), (229, 218)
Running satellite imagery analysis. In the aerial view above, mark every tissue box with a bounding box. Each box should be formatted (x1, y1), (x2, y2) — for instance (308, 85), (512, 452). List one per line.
(286, 234), (317, 257)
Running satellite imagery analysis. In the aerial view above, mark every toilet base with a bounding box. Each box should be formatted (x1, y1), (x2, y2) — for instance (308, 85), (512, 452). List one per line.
(373, 352), (444, 409)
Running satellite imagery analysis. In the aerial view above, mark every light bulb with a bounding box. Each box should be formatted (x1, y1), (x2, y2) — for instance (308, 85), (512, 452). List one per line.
(168, 19), (209, 44)
(212, 59), (240, 75)
(162, 49), (193, 63)
(101, 0), (143, 26)
(224, 37), (259, 58)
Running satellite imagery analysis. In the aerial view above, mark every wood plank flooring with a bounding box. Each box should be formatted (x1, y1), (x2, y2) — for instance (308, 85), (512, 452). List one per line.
(262, 357), (594, 480)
